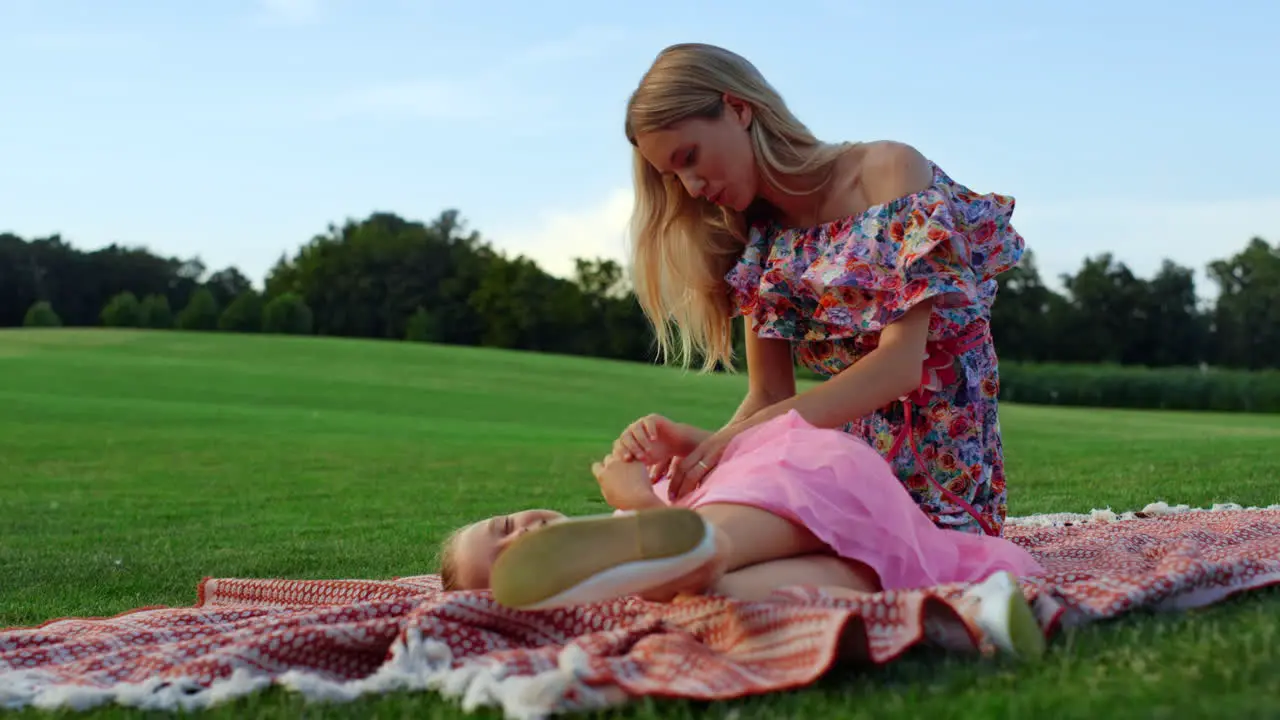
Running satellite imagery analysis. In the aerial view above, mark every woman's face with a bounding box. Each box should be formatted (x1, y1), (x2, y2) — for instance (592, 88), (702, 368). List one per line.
(451, 509), (566, 590)
(634, 97), (758, 212)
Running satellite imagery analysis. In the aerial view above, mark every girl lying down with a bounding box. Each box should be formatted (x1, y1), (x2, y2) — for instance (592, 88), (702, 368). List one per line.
(439, 410), (1048, 658)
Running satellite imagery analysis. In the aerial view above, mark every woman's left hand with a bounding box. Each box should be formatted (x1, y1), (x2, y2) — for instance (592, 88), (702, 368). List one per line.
(665, 427), (739, 501)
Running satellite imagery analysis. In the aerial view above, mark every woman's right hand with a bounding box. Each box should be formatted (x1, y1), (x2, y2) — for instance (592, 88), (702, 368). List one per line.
(612, 414), (710, 466)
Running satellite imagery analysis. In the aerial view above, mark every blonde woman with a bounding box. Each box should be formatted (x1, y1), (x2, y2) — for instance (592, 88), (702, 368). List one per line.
(613, 43), (1027, 538)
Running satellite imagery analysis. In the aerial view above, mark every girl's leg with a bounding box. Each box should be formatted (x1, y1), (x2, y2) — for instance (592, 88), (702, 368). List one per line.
(695, 502), (829, 573)
(713, 557), (1044, 662)
(630, 503), (886, 602)
(673, 555), (1026, 664)
(489, 507), (1046, 659)
(711, 554), (881, 664)
(490, 504), (864, 610)
(711, 554), (881, 601)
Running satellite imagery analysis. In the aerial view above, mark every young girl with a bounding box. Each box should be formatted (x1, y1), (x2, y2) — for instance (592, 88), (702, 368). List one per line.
(615, 43), (1027, 538)
(441, 411), (1047, 659)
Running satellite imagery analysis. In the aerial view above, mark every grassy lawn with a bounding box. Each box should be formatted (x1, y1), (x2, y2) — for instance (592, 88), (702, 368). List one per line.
(2, 328), (1279, 719)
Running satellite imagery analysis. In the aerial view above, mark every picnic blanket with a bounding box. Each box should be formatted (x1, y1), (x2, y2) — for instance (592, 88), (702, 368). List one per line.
(3, 501), (1279, 719)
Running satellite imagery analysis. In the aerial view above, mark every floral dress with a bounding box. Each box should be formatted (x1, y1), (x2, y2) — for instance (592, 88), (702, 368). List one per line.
(725, 161), (1026, 537)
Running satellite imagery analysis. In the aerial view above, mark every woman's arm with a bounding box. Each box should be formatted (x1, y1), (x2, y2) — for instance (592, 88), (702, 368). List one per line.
(725, 319), (797, 426)
(664, 300), (933, 500)
(736, 298), (933, 431)
(731, 142), (938, 430)
(666, 143), (942, 496)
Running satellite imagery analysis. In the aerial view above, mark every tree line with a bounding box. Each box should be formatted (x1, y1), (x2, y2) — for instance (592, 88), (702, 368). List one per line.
(3, 209), (1278, 373)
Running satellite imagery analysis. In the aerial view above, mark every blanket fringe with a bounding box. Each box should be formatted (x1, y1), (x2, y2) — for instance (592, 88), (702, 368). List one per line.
(1006, 500), (1280, 528)
(0, 626), (614, 720)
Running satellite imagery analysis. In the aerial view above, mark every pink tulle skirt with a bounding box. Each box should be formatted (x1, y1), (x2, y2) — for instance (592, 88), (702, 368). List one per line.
(651, 410), (1045, 590)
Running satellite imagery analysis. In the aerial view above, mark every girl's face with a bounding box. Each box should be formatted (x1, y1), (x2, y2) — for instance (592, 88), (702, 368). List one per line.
(451, 509), (566, 590)
(633, 97), (758, 213)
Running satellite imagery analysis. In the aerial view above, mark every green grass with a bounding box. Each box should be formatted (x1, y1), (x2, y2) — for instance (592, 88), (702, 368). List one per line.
(2, 328), (1279, 720)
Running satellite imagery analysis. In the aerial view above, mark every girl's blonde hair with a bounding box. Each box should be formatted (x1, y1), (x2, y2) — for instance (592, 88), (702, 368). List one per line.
(624, 43), (850, 371)
(437, 527), (464, 591)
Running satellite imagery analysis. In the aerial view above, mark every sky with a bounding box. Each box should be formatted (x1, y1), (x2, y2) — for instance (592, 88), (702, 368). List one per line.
(1, 0), (1277, 301)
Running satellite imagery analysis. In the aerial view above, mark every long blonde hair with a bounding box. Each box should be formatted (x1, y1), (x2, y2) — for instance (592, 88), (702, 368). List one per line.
(625, 43), (849, 371)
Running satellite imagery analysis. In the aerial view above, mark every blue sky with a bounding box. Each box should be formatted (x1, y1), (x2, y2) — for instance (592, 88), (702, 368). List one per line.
(2, 0), (1276, 300)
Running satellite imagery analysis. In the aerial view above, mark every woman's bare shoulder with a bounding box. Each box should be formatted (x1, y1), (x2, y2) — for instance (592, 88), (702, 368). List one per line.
(843, 140), (934, 207)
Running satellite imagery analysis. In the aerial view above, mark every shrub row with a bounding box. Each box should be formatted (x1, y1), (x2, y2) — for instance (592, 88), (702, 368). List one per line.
(24, 295), (441, 343)
(997, 362), (1280, 414)
(22, 291), (314, 336)
(797, 360), (1280, 414)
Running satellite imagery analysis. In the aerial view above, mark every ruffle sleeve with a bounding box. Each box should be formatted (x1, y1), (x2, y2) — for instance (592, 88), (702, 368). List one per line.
(725, 165), (1025, 341)
(724, 227), (770, 321)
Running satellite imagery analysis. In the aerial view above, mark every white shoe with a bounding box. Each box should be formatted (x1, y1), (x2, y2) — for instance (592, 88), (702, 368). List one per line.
(489, 507), (717, 610)
(963, 571), (1047, 659)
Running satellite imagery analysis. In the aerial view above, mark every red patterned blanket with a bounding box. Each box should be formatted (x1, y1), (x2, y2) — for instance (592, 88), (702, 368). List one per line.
(3, 503), (1278, 718)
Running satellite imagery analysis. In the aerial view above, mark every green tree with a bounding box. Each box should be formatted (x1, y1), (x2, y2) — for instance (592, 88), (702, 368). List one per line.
(263, 210), (495, 344)
(219, 291), (264, 333)
(1142, 260), (1208, 367)
(139, 294), (174, 329)
(405, 306), (441, 343)
(262, 292), (313, 335)
(0, 232), (204, 329)
(468, 254), (585, 352)
(1207, 237), (1280, 370)
(205, 267), (254, 310)
(100, 292), (142, 328)
(23, 301), (61, 327)
(991, 250), (1063, 362)
(177, 287), (220, 331)
(1059, 253), (1152, 365)
(5, 213), (1279, 378)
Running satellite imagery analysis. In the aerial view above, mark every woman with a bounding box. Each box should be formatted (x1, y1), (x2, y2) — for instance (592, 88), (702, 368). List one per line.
(614, 43), (1026, 538)
(440, 411), (1047, 659)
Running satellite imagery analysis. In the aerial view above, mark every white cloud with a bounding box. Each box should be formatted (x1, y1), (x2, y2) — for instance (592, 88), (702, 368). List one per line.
(489, 188), (634, 279)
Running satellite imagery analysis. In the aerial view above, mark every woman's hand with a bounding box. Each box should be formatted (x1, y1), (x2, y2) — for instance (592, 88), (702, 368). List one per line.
(664, 426), (741, 502)
(612, 414), (710, 467)
(591, 453), (663, 511)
